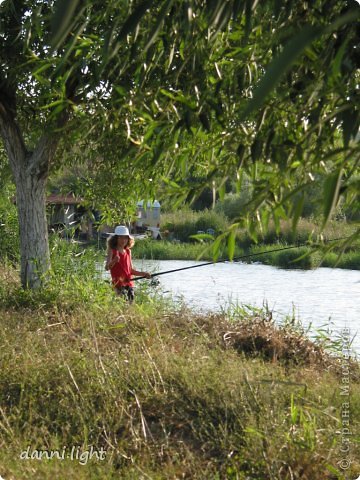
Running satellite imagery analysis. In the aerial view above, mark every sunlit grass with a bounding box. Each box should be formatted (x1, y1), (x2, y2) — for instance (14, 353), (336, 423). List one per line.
(0, 246), (359, 479)
(132, 238), (360, 270)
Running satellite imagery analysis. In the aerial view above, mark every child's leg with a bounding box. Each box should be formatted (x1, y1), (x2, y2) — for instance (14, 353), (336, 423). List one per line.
(115, 286), (127, 300)
(127, 287), (135, 303)
(115, 286), (134, 303)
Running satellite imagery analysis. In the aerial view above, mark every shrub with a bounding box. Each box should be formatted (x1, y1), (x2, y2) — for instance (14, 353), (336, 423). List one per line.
(248, 244), (314, 269)
(133, 239), (210, 260)
(161, 209), (229, 242)
(215, 191), (252, 220)
(321, 250), (360, 270)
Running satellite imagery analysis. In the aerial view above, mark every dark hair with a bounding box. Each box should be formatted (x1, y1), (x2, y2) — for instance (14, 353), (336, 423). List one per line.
(107, 235), (134, 250)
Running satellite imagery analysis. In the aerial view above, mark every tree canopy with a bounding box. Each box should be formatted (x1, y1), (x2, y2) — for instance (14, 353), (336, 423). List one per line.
(0, 0), (359, 287)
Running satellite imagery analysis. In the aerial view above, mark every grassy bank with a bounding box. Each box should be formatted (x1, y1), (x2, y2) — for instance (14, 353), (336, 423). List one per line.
(133, 238), (360, 270)
(155, 214), (360, 269)
(0, 248), (359, 479)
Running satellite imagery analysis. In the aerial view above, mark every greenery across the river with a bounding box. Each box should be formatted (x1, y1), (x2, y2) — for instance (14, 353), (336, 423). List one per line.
(133, 238), (360, 270)
(133, 213), (360, 270)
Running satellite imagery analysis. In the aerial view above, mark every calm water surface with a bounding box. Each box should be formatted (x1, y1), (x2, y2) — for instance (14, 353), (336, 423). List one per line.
(104, 259), (360, 353)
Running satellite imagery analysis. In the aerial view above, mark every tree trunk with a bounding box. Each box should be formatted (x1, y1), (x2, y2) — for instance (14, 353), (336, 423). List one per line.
(0, 103), (60, 289)
(15, 167), (50, 289)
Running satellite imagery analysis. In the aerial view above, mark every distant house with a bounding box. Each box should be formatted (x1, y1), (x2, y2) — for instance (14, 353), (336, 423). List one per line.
(46, 196), (162, 240)
(47, 194), (80, 228)
(134, 200), (161, 238)
(46, 194), (94, 239)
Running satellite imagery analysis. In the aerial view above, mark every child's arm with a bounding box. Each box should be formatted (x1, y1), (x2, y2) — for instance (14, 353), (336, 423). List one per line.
(131, 267), (151, 279)
(128, 250), (151, 278)
(105, 249), (118, 270)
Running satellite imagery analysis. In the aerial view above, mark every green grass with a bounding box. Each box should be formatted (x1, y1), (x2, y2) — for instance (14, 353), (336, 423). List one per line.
(133, 215), (360, 269)
(132, 238), (360, 270)
(246, 243), (360, 270)
(133, 238), (212, 260)
(321, 250), (360, 270)
(161, 213), (357, 248)
(0, 247), (359, 479)
(133, 238), (244, 262)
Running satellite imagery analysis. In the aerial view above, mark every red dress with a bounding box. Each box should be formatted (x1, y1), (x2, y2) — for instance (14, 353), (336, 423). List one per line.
(109, 248), (134, 287)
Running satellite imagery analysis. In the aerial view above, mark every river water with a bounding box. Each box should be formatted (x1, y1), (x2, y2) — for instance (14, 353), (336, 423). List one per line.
(104, 259), (360, 354)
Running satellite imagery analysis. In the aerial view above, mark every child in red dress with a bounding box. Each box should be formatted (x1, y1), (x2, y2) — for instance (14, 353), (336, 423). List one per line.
(105, 225), (151, 302)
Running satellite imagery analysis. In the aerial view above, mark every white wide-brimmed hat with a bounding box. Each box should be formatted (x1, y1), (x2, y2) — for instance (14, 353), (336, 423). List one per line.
(110, 225), (132, 237)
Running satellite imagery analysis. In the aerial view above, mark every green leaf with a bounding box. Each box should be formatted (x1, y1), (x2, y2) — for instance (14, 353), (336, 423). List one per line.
(51, 0), (81, 50)
(33, 63), (53, 77)
(273, 210), (280, 235)
(331, 35), (350, 79)
(261, 209), (270, 233)
(341, 108), (359, 147)
(212, 234), (225, 262)
(190, 233), (214, 242)
(211, 2), (232, 38)
(292, 193), (305, 233)
(248, 218), (258, 243)
(40, 99), (67, 110)
(160, 89), (196, 109)
(218, 182), (226, 201)
(144, 0), (174, 52)
(236, 144), (246, 169)
(324, 464), (341, 476)
(290, 394), (299, 425)
(117, 0), (153, 43)
(240, 9), (360, 120)
(207, 0), (226, 29)
(322, 169), (343, 228)
(234, 169), (243, 195)
(240, 25), (322, 120)
(325, 8), (360, 32)
(244, 0), (252, 40)
(52, 20), (88, 78)
(227, 228), (236, 261)
(250, 138), (263, 162)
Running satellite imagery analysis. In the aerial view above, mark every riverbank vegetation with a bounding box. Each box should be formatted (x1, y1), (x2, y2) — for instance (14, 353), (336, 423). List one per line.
(134, 213), (360, 270)
(0, 247), (359, 479)
(0, 189), (358, 270)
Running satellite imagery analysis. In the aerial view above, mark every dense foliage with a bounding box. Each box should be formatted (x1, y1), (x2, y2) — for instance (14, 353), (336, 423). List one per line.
(0, 0), (359, 286)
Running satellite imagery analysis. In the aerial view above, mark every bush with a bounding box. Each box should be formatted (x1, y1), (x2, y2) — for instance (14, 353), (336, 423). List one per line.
(161, 209), (229, 242)
(133, 239), (210, 260)
(248, 244), (313, 269)
(236, 218), (357, 250)
(215, 191), (252, 220)
(321, 250), (360, 270)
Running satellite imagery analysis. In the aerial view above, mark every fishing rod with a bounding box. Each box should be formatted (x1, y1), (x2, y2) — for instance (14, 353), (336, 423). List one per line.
(133, 236), (350, 281)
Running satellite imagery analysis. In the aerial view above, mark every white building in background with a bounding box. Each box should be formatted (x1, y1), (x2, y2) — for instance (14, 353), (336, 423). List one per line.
(134, 200), (161, 239)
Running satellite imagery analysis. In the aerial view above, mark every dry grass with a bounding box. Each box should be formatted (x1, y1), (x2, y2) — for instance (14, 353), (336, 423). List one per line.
(0, 264), (359, 479)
